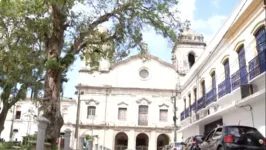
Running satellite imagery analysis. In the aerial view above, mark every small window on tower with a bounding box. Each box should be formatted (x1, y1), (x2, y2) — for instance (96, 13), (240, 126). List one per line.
(188, 53), (195, 68)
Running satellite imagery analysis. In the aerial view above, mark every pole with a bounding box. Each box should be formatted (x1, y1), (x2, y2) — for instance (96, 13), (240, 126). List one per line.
(173, 96), (177, 142)
(75, 84), (81, 150)
(9, 105), (15, 141)
(103, 86), (110, 148)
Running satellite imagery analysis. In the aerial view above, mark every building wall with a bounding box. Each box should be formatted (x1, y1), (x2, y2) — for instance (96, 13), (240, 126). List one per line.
(79, 94), (173, 128)
(176, 0), (265, 142)
(79, 128), (173, 150)
(0, 99), (76, 142)
(174, 44), (205, 74)
(222, 98), (266, 137)
(178, 0), (264, 115)
(79, 56), (178, 90)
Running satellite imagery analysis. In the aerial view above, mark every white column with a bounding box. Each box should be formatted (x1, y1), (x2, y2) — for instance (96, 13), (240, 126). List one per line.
(148, 131), (156, 150)
(88, 139), (93, 150)
(79, 136), (85, 150)
(127, 130), (135, 149)
(64, 129), (71, 150)
(36, 116), (50, 150)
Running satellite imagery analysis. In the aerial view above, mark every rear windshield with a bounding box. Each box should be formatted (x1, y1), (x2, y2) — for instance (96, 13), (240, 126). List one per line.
(174, 143), (184, 147)
(226, 126), (265, 146)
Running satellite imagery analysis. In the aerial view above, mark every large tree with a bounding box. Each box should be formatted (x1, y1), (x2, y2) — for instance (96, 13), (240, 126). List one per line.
(0, 2), (44, 136)
(0, 0), (189, 145)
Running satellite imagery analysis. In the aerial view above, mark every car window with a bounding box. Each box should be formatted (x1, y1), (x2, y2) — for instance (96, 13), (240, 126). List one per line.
(194, 135), (204, 143)
(213, 128), (223, 139)
(174, 143), (183, 148)
(205, 130), (215, 141)
(226, 126), (265, 146)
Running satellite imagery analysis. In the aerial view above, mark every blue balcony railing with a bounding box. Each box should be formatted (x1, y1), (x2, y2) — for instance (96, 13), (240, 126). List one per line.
(180, 111), (185, 121)
(231, 66), (248, 91)
(218, 78), (231, 98)
(197, 96), (205, 111)
(206, 88), (217, 106)
(249, 49), (266, 80)
(190, 102), (196, 112)
(231, 70), (241, 90)
(185, 108), (190, 119)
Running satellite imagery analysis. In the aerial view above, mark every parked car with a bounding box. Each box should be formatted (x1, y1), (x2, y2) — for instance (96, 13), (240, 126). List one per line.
(200, 125), (266, 150)
(183, 135), (204, 150)
(167, 142), (186, 150)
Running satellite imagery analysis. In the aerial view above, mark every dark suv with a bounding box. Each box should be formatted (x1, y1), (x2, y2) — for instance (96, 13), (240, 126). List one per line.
(183, 135), (204, 150)
(200, 125), (266, 150)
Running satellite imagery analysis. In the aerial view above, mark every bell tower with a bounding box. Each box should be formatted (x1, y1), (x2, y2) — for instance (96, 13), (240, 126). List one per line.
(172, 28), (206, 75)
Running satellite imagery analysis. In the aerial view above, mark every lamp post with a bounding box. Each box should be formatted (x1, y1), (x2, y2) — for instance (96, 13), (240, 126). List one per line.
(23, 108), (37, 135)
(75, 84), (84, 150)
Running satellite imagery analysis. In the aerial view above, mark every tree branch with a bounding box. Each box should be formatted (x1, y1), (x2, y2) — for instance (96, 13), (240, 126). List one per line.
(67, 3), (132, 55)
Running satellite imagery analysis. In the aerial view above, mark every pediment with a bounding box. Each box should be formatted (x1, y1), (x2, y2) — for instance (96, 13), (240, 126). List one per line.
(84, 99), (99, 106)
(117, 102), (128, 107)
(159, 103), (169, 109)
(136, 98), (151, 105)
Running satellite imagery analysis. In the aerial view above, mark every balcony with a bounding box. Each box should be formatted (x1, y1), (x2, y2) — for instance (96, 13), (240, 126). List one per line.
(184, 107), (190, 119)
(180, 111), (185, 121)
(249, 49), (266, 80)
(218, 78), (231, 98)
(231, 66), (248, 91)
(190, 102), (196, 112)
(206, 88), (217, 106)
(197, 96), (205, 111)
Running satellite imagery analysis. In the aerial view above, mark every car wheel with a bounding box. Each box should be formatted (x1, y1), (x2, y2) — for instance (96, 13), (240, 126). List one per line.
(218, 146), (224, 150)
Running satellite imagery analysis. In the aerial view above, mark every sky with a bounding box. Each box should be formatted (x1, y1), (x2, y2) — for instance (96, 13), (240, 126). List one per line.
(63, 0), (241, 99)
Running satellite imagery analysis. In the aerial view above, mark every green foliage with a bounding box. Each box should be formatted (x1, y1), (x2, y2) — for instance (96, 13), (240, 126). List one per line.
(85, 134), (94, 141)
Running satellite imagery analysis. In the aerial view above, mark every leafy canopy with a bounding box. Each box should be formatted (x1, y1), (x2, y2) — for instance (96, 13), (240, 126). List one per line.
(1, 0), (189, 73)
(0, 1), (45, 107)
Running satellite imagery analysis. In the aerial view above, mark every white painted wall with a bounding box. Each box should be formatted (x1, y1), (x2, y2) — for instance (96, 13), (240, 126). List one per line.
(223, 99), (266, 137)
(0, 99), (76, 142)
(79, 56), (178, 90)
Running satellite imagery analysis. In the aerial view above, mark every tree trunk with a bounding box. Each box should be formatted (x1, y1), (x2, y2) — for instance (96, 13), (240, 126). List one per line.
(0, 105), (9, 137)
(42, 30), (65, 146)
(42, 69), (64, 146)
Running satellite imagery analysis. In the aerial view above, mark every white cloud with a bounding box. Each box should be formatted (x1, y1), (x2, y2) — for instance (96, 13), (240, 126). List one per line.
(177, 0), (196, 22)
(140, 0), (228, 58)
(192, 15), (227, 42)
(176, 0), (227, 43)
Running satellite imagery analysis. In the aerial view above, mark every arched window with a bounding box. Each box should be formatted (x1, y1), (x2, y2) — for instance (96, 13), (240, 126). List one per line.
(254, 26), (266, 73)
(255, 26), (266, 53)
(210, 71), (216, 89)
(201, 80), (206, 97)
(183, 98), (186, 111)
(193, 88), (197, 102)
(223, 59), (231, 93)
(236, 45), (248, 85)
(188, 53), (195, 68)
(188, 93), (191, 108)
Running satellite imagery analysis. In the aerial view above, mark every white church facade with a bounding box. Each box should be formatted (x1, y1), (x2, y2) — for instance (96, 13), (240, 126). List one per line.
(76, 51), (179, 150)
